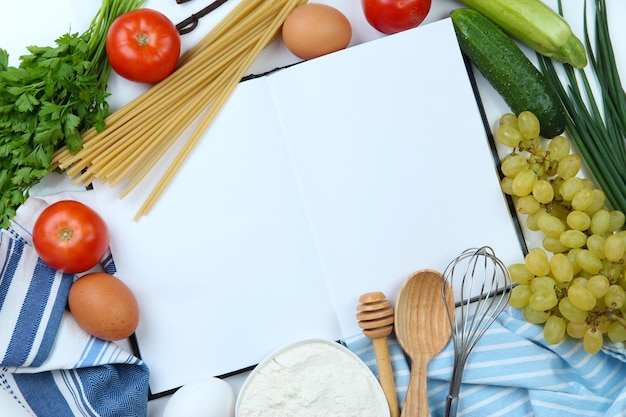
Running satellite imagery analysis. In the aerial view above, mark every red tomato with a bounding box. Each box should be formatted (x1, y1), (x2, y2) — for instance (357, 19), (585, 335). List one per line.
(362, 0), (431, 34)
(32, 200), (110, 274)
(106, 8), (181, 84)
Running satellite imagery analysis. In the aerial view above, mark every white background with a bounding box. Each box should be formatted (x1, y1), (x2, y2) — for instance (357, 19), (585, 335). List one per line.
(1, 0), (625, 416)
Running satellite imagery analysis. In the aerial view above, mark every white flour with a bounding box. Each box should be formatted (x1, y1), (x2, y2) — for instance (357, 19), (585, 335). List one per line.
(237, 340), (388, 417)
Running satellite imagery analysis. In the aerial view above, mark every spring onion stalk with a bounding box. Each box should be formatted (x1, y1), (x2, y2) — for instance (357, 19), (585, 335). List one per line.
(85, 0), (147, 92)
(539, 0), (626, 213)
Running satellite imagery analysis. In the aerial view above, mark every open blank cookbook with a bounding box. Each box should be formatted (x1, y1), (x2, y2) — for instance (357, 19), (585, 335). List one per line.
(92, 18), (525, 395)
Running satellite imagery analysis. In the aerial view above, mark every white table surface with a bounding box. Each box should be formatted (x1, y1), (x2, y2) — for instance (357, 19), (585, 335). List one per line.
(1, 0), (625, 415)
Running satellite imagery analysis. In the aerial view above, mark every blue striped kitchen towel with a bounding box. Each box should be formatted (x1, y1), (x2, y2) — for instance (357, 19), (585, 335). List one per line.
(344, 306), (626, 417)
(0, 192), (149, 417)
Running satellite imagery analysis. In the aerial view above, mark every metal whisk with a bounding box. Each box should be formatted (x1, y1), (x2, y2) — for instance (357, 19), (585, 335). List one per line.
(441, 246), (513, 417)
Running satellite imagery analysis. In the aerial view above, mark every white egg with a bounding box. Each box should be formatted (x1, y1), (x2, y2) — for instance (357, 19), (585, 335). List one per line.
(163, 377), (235, 417)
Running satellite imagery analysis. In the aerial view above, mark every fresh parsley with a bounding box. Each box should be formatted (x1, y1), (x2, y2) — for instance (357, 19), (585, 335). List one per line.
(0, 0), (145, 228)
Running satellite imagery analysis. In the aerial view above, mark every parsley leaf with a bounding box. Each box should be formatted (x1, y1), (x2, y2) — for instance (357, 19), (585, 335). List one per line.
(0, 0), (146, 228)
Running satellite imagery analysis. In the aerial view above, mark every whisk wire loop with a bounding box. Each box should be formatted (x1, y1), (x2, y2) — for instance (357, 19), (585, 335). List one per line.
(442, 246), (513, 417)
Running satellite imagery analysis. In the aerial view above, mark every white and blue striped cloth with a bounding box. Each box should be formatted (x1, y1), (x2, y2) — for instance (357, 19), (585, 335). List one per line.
(8, 190), (626, 416)
(0, 192), (149, 416)
(344, 306), (626, 416)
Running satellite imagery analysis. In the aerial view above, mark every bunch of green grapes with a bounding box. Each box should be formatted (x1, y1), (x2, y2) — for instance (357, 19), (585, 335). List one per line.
(495, 111), (626, 354)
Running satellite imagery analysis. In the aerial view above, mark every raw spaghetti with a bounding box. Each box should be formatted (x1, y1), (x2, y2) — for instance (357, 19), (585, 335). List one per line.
(52, 0), (307, 219)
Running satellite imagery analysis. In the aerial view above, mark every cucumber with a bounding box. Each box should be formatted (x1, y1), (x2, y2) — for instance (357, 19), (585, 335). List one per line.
(458, 0), (587, 69)
(451, 8), (566, 138)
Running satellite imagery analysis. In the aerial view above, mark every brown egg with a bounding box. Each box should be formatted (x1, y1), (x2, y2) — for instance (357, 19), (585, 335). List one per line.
(282, 3), (352, 60)
(68, 272), (139, 341)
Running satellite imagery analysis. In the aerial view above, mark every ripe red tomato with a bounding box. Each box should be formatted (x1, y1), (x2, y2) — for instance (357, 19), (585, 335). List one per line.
(106, 8), (181, 84)
(362, 0), (431, 34)
(32, 200), (110, 274)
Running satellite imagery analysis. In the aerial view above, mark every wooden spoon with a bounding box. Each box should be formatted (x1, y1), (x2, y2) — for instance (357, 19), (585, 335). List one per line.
(357, 291), (399, 417)
(395, 269), (454, 417)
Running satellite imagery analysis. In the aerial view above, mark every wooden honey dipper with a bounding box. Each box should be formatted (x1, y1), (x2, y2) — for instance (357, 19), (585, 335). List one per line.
(357, 291), (400, 417)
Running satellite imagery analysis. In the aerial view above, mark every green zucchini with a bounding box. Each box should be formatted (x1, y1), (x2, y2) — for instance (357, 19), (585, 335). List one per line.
(458, 0), (587, 69)
(451, 8), (566, 138)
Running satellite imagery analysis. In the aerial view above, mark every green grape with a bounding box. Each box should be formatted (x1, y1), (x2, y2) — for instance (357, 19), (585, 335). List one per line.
(501, 154), (529, 178)
(607, 322), (626, 342)
(571, 188), (594, 211)
(499, 113), (518, 127)
(590, 210), (611, 235)
(567, 248), (583, 275)
(529, 246), (549, 257)
(596, 293), (608, 310)
(530, 276), (557, 292)
(586, 235), (606, 260)
(567, 284), (596, 311)
(571, 277), (588, 287)
(532, 179), (554, 204)
(583, 327), (603, 354)
(566, 210), (591, 231)
(512, 169), (538, 197)
(508, 263), (534, 285)
(497, 112), (626, 352)
(559, 177), (584, 201)
(567, 321), (588, 339)
(559, 229), (587, 249)
(543, 236), (567, 253)
(557, 154), (582, 179)
(559, 297), (588, 323)
(543, 315), (566, 344)
(584, 189), (606, 215)
(550, 253), (573, 283)
(551, 176), (563, 197)
(585, 274), (610, 298)
(576, 249), (603, 275)
(581, 178), (595, 190)
(496, 112), (626, 353)
(529, 289), (558, 311)
(549, 204), (570, 223)
(607, 261), (624, 283)
(616, 231), (626, 248)
(517, 111), (541, 139)
(516, 195), (541, 215)
(605, 234), (625, 263)
(500, 177), (514, 195)
(526, 207), (547, 231)
(523, 305), (551, 324)
(604, 285), (626, 309)
(537, 214), (566, 238)
(495, 125), (524, 147)
(547, 135), (570, 161)
(521, 136), (540, 149)
(525, 248), (551, 276)
(608, 210), (626, 232)
(509, 285), (532, 308)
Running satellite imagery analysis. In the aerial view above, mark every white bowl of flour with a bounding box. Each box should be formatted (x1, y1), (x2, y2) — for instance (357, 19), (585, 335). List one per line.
(235, 339), (390, 417)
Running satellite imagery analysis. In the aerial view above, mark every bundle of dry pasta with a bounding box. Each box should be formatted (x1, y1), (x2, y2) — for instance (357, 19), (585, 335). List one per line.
(52, 0), (307, 219)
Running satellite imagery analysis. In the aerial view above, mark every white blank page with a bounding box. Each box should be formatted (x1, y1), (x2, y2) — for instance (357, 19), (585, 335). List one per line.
(93, 18), (523, 395)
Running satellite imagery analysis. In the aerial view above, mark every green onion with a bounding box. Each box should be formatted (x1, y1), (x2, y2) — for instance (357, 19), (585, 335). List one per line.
(539, 0), (626, 213)
(84, 0), (147, 93)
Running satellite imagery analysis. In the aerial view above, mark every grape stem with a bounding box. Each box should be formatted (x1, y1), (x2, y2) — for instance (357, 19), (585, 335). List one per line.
(608, 312), (626, 329)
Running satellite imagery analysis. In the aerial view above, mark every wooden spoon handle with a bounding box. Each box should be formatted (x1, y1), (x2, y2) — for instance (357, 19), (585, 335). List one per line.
(372, 337), (399, 417)
(401, 356), (429, 417)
